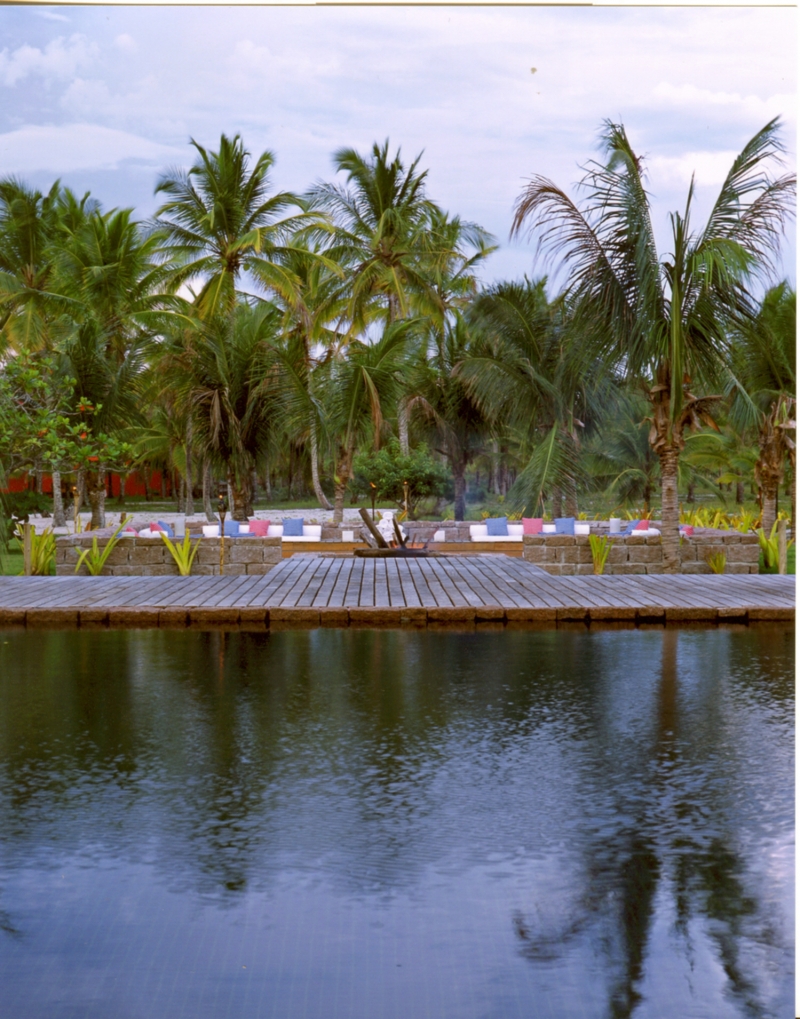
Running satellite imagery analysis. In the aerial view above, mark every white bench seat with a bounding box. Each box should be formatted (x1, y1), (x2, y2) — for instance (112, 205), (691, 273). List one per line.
(267, 524), (322, 542)
(469, 523), (524, 542)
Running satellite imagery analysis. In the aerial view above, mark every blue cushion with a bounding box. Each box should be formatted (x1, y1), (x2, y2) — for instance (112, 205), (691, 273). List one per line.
(156, 520), (174, 537)
(224, 520), (240, 537)
(622, 520), (639, 535)
(554, 517), (575, 535)
(282, 517), (304, 536)
(485, 516), (508, 536)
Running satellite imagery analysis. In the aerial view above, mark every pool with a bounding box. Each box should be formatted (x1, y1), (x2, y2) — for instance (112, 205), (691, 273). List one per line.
(0, 626), (793, 1018)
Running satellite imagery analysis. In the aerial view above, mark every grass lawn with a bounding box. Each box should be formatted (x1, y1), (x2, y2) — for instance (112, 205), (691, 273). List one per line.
(0, 548), (56, 576)
(759, 544), (796, 575)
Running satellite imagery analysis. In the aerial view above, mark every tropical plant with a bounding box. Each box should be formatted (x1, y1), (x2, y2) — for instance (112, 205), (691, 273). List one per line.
(755, 520), (793, 571)
(728, 282), (796, 534)
(588, 534), (613, 575)
(704, 550), (727, 574)
(159, 530), (201, 576)
(13, 523), (56, 575)
(352, 439), (450, 518)
(73, 520), (126, 575)
(155, 133), (318, 318)
(511, 118), (795, 571)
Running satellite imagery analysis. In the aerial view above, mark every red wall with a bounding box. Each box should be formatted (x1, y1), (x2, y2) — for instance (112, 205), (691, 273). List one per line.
(3, 470), (171, 497)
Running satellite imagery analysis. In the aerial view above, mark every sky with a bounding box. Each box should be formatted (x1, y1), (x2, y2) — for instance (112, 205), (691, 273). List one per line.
(0, 4), (796, 287)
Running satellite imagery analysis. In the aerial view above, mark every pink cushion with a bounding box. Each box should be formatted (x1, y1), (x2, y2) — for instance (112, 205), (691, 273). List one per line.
(681, 525), (694, 536)
(149, 522), (165, 532)
(634, 519), (650, 530)
(248, 518), (270, 537)
(522, 517), (543, 535)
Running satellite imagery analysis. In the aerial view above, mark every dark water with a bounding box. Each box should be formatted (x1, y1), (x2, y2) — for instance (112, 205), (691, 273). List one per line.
(0, 626), (793, 1019)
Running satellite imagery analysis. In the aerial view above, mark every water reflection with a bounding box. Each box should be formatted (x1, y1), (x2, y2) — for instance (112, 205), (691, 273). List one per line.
(0, 626), (793, 1018)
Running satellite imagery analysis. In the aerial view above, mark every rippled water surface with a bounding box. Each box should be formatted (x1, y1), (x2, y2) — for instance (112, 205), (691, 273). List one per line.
(0, 626), (793, 1019)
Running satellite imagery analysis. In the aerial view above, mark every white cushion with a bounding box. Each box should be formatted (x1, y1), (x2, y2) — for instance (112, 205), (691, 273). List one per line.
(267, 525), (283, 538)
(432, 529), (446, 542)
(507, 524), (524, 537)
(469, 524), (488, 539)
(542, 524), (556, 533)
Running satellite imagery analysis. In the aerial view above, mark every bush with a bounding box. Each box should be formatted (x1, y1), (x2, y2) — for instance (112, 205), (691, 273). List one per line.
(352, 441), (450, 518)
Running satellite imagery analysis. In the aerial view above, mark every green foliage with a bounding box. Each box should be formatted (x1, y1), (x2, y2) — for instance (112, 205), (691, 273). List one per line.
(13, 523), (56, 575)
(74, 521), (126, 576)
(704, 550), (727, 574)
(160, 531), (201, 576)
(588, 534), (613, 575)
(352, 440), (449, 517)
(755, 521), (793, 571)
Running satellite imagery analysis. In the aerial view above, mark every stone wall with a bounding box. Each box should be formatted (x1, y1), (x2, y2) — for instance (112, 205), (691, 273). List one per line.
(56, 535), (282, 577)
(522, 530), (759, 575)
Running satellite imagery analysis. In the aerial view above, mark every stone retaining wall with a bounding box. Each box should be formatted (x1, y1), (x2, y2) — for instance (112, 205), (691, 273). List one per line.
(56, 535), (282, 576)
(522, 530), (759, 575)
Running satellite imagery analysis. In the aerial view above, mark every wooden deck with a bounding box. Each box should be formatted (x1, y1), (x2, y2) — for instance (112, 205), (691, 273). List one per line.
(0, 555), (793, 628)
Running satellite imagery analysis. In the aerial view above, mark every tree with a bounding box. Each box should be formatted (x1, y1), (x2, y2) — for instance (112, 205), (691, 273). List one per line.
(464, 277), (600, 518)
(154, 134), (318, 319)
(511, 119), (795, 570)
(352, 439), (449, 518)
(728, 282), (795, 533)
(160, 302), (281, 521)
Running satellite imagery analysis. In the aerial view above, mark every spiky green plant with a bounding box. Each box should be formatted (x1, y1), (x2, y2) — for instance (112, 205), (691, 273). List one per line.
(588, 534), (613, 575)
(705, 550), (727, 574)
(13, 524), (56, 575)
(74, 521), (126, 575)
(160, 531), (201, 577)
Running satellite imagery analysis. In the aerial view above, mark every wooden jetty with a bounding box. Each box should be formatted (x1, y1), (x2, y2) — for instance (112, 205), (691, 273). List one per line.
(0, 555), (793, 628)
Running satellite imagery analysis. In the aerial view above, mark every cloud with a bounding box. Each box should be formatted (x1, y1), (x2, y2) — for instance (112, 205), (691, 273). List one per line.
(0, 34), (97, 87)
(114, 34), (137, 53)
(35, 11), (70, 23)
(0, 123), (184, 174)
(652, 82), (795, 128)
(648, 150), (740, 189)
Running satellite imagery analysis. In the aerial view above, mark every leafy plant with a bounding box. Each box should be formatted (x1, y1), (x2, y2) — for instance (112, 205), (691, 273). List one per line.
(704, 550), (727, 574)
(588, 534), (613, 575)
(13, 524), (56, 575)
(352, 441), (450, 519)
(755, 521), (793, 571)
(74, 521), (126, 576)
(160, 531), (201, 576)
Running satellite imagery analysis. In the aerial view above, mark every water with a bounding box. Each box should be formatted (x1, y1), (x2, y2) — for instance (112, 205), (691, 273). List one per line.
(0, 626), (793, 1019)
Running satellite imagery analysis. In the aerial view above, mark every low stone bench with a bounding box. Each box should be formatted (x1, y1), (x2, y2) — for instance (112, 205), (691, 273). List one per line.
(56, 535), (282, 577)
(522, 530), (760, 575)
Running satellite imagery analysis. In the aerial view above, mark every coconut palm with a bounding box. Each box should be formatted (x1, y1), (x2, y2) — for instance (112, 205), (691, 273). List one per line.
(319, 319), (417, 524)
(154, 134), (321, 319)
(160, 301), (281, 521)
(464, 278), (602, 517)
(728, 282), (795, 533)
(511, 119), (795, 570)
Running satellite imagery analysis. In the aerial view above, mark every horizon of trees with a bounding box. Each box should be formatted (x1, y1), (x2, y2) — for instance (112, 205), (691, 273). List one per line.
(0, 123), (795, 570)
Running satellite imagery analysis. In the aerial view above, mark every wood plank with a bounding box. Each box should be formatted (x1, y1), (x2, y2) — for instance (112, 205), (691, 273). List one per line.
(453, 557), (526, 609)
(343, 558), (365, 606)
(416, 558), (455, 607)
(327, 559), (354, 608)
(385, 558), (406, 607)
(311, 558), (344, 607)
(394, 559), (423, 608)
(296, 559), (336, 607)
(403, 559), (439, 608)
(275, 557), (328, 608)
(360, 557), (376, 607)
(244, 558), (312, 606)
(374, 559), (391, 607)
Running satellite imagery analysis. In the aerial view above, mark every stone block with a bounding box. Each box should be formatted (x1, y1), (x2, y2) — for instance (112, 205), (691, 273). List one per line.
(105, 565), (141, 576)
(0, 608), (26, 625)
(574, 564), (595, 575)
(132, 546), (167, 565)
(107, 607), (160, 627)
(726, 544), (760, 563)
(239, 608), (268, 625)
(556, 605), (589, 622)
(270, 607), (320, 624)
(679, 543), (697, 561)
(221, 564), (246, 576)
(26, 608), (78, 627)
(721, 532), (742, 543)
(192, 565), (219, 576)
(725, 563), (753, 574)
(606, 546), (627, 565)
(229, 545), (265, 564)
(523, 546), (547, 564)
(319, 607), (351, 626)
(189, 607), (240, 625)
(245, 563), (276, 575)
(627, 545), (662, 564)
(427, 606), (478, 623)
(523, 535), (546, 546)
(540, 564), (563, 575)
(681, 562), (711, 574)
(547, 535), (574, 547)
(349, 607), (403, 626)
(159, 608), (188, 627)
(644, 564), (665, 574)
(506, 606), (557, 622)
(143, 564), (181, 576)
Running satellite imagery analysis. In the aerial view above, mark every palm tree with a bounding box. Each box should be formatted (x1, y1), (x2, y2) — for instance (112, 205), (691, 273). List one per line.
(320, 319), (416, 524)
(464, 278), (601, 517)
(161, 301), (281, 521)
(728, 282), (795, 533)
(511, 119), (795, 570)
(154, 134), (319, 318)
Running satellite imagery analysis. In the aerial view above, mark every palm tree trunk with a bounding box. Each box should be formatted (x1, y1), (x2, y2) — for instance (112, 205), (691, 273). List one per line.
(735, 481), (744, 505)
(309, 418), (332, 510)
(398, 398), (410, 455)
(761, 480), (778, 536)
(184, 419), (195, 517)
(551, 486), (563, 519)
(332, 449), (352, 526)
(52, 470), (66, 528)
(228, 470), (250, 522)
(564, 477), (578, 518)
(453, 462), (467, 521)
(86, 471), (106, 529)
(202, 460), (216, 522)
(658, 446), (681, 573)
